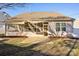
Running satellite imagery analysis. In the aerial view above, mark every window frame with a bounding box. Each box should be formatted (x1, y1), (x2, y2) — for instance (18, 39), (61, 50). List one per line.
(56, 22), (66, 32)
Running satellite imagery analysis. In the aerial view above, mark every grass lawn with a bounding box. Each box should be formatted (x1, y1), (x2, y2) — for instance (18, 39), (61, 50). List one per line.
(0, 36), (79, 56)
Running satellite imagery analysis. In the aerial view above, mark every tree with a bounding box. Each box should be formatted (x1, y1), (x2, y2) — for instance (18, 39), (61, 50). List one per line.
(0, 3), (28, 36)
(0, 3), (27, 10)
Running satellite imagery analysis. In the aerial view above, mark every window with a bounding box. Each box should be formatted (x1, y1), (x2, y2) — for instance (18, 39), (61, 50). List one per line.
(61, 23), (66, 31)
(56, 23), (66, 32)
(56, 23), (60, 31)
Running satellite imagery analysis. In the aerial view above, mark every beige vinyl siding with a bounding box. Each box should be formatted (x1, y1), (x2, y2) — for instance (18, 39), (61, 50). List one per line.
(48, 21), (73, 33)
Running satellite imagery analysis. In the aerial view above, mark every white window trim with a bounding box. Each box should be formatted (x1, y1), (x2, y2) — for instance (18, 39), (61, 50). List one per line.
(56, 22), (66, 32)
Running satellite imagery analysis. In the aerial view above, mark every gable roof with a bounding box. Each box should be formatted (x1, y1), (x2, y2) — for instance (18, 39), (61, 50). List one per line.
(16, 12), (63, 18)
(8, 12), (75, 21)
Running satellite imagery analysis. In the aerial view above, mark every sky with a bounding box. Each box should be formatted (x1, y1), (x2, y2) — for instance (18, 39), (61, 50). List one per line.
(2, 3), (79, 19)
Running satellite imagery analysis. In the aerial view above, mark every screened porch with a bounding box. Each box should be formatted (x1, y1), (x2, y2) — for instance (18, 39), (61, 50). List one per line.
(0, 20), (49, 36)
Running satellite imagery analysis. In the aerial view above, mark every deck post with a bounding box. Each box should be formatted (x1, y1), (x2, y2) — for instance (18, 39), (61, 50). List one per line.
(5, 23), (7, 36)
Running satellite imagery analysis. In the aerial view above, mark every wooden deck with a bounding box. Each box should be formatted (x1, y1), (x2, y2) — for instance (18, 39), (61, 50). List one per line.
(0, 36), (28, 38)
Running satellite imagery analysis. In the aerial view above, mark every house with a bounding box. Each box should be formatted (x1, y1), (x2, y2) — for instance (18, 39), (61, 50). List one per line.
(4, 12), (75, 37)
